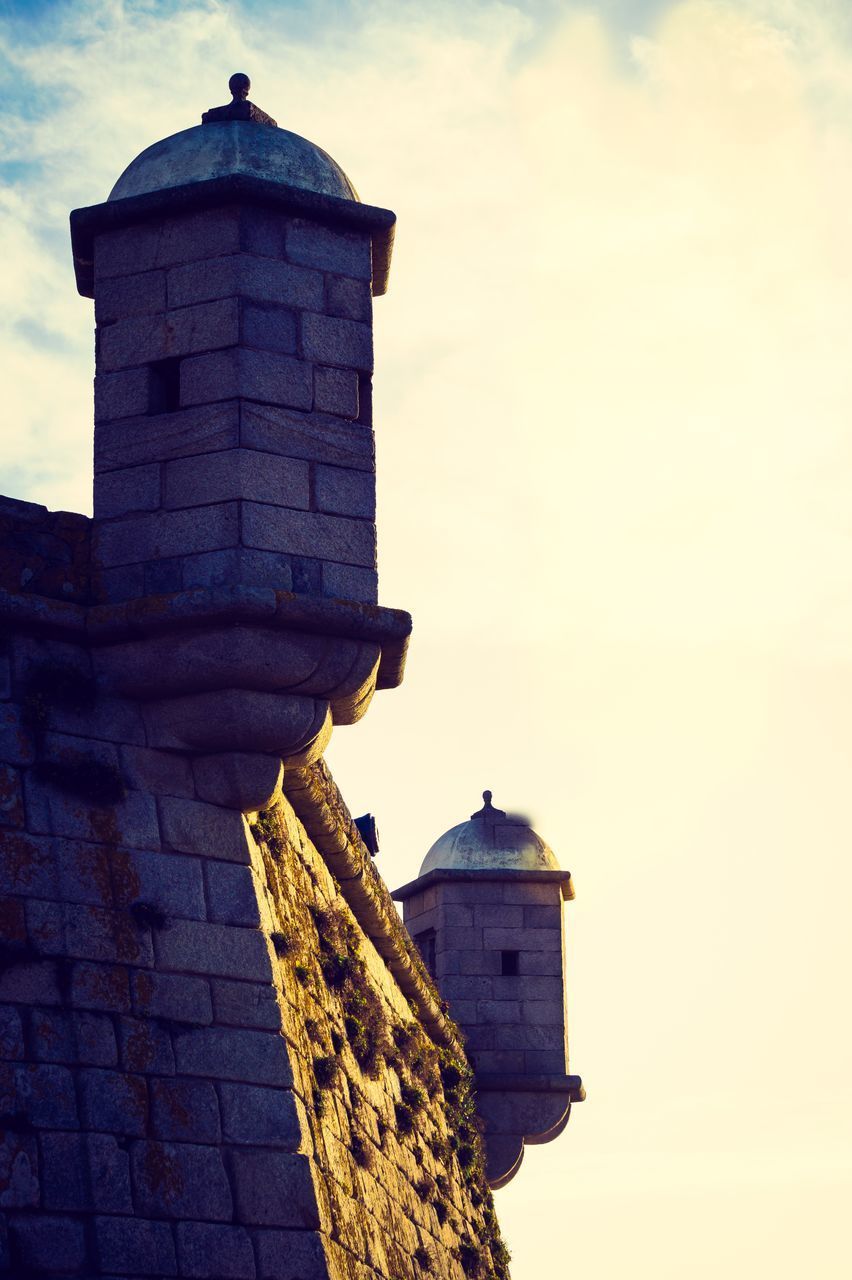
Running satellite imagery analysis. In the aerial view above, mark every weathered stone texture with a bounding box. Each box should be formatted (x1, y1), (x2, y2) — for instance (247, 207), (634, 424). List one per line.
(206, 861), (264, 927)
(301, 313), (373, 373)
(163, 450), (310, 512)
(94, 1213), (178, 1274)
(284, 220), (372, 280)
(314, 366), (359, 419)
(180, 347), (314, 410)
(94, 462), (161, 520)
(168, 252), (324, 312)
(403, 875), (568, 1083)
(92, 502), (240, 568)
(88, 203), (381, 609)
(155, 920), (271, 982)
(94, 401), (241, 470)
(95, 267), (167, 324)
(241, 504), (375, 568)
(0, 632), (508, 1277)
(240, 404), (374, 471)
(94, 207), (242, 279)
(130, 1139), (233, 1219)
(30, 1008), (117, 1066)
(94, 366), (152, 423)
(0, 497), (91, 604)
(314, 466), (375, 519)
(320, 561), (378, 604)
(98, 297), (241, 373)
(176, 1220), (257, 1279)
(131, 969), (213, 1025)
(158, 796), (255, 862)
(149, 1076), (221, 1142)
(7, 1213), (87, 1272)
(326, 274), (372, 323)
(40, 1131), (133, 1213)
(1, 168), (502, 1268)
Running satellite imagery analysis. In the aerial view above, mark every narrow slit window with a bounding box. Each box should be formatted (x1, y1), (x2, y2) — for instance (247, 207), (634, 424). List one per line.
(501, 949), (520, 977)
(148, 357), (181, 415)
(416, 928), (436, 977)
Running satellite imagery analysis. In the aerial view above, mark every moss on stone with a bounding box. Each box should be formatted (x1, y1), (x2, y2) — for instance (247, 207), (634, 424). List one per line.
(314, 1054), (340, 1088)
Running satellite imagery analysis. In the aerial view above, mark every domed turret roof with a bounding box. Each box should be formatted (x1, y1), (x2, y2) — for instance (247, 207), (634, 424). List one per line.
(419, 792), (561, 877)
(109, 73), (359, 204)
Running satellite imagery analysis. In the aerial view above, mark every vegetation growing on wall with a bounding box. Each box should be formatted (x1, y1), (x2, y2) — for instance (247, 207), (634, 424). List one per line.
(250, 802), (512, 1280)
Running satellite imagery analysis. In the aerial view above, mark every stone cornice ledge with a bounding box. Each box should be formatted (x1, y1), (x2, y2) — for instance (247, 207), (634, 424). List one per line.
(283, 758), (463, 1053)
(70, 174), (396, 298)
(0, 587), (86, 638)
(476, 1073), (586, 1102)
(0, 585), (411, 691)
(392, 866), (575, 901)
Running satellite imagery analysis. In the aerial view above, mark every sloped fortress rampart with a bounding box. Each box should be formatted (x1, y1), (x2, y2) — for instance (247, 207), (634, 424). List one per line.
(0, 76), (581, 1278)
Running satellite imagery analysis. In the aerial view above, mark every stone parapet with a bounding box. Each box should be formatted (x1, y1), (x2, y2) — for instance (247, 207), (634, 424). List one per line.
(0, 498), (91, 605)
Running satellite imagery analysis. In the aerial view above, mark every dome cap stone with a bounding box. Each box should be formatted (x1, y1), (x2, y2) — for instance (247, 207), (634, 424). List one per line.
(108, 73), (359, 204)
(70, 75), (395, 301)
(418, 791), (561, 877)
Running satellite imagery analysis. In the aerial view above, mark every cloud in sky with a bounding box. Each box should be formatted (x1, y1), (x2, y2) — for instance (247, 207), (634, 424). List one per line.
(2, 2), (852, 1277)
(4, 0), (852, 655)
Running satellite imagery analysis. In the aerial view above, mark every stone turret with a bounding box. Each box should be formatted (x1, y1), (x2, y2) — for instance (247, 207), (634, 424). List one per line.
(68, 75), (409, 805)
(393, 792), (584, 1187)
(73, 73), (392, 605)
(0, 76), (546, 1278)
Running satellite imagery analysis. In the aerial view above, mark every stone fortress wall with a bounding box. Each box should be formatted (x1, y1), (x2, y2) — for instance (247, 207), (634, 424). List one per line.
(0, 75), (581, 1279)
(0, 558), (510, 1279)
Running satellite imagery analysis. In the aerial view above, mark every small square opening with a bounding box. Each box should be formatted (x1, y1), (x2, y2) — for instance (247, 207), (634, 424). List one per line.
(501, 949), (520, 977)
(148, 357), (181, 415)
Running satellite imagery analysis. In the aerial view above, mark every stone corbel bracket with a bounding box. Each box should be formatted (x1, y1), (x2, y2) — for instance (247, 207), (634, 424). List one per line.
(2, 584), (411, 785)
(88, 585), (411, 764)
(476, 1074), (586, 1189)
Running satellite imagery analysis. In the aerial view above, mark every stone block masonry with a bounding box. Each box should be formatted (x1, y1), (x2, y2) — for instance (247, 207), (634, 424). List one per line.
(2, 85), (525, 1277)
(0, 615), (510, 1279)
(0, 497), (91, 605)
(91, 205), (380, 607)
(402, 876), (568, 1079)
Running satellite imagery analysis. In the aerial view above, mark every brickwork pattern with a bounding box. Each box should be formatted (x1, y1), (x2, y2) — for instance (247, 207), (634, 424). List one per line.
(90, 206), (379, 607)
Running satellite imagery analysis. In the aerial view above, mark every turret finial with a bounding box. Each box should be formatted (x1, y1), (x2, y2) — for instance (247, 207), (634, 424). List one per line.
(471, 790), (505, 822)
(228, 72), (251, 101)
(202, 73), (277, 127)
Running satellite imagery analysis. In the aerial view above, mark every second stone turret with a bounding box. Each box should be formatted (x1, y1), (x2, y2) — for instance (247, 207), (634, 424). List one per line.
(393, 791), (584, 1187)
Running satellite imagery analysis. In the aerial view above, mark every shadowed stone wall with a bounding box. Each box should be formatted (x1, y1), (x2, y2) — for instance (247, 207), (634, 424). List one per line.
(0, 499), (91, 606)
(0, 592), (510, 1280)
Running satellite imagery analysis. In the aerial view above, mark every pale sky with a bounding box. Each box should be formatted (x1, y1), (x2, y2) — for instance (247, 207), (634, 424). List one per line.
(2, 1), (852, 1276)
